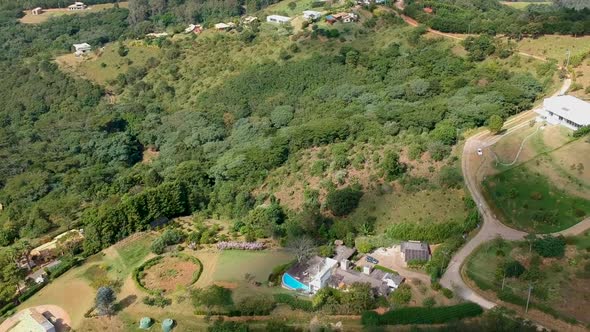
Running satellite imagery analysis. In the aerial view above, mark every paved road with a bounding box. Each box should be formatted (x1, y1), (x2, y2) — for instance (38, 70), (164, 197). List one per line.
(440, 78), (590, 309)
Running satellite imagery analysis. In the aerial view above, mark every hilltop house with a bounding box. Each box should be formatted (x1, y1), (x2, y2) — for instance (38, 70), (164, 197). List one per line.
(303, 10), (322, 21)
(184, 24), (203, 34)
(32, 7), (43, 15)
(535, 95), (590, 130)
(266, 15), (291, 24)
(9, 309), (55, 332)
(214, 22), (236, 30)
(68, 2), (87, 10)
(73, 43), (91, 56)
(400, 241), (431, 263)
(242, 16), (258, 24)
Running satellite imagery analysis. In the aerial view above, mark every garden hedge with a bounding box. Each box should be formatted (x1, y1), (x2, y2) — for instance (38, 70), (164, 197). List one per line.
(361, 302), (483, 326)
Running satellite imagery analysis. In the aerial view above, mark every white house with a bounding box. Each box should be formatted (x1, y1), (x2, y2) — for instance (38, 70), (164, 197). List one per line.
(536, 95), (590, 130)
(303, 10), (322, 21)
(32, 7), (43, 15)
(68, 2), (87, 10)
(308, 257), (338, 293)
(214, 22), (235, 30)
(266, 15), (291, 24)
(242, 16), (258, 24)
(72, 43), (91, 56)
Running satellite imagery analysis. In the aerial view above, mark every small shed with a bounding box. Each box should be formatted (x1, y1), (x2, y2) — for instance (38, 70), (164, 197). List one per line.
(303, 10), (322, 21)
(162, 318), (174, 332)
(73, 43), (91, 56)
(401, 241), (431, 262)
(68, 2), (87, 10)
(139, 317), (152, 329)
(325, 15), (337, 24)
(266, 15), (291, 24)
(32, 7), (43, 15)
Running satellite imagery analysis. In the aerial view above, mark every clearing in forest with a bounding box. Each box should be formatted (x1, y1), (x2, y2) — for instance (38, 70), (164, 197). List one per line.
(19, 2), (128, 24)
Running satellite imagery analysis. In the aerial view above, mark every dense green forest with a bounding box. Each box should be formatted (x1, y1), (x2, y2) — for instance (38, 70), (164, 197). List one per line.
(0, 0), (557, 305)
(404, 0), (590, 36)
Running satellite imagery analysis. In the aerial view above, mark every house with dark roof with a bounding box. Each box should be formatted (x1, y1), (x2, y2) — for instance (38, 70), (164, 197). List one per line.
(400, 241), (430, 263)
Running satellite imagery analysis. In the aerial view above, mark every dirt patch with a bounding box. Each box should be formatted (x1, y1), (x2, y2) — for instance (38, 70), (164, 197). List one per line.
(142, 256), (201, 293)
(141, 147), (159, 164)
(213, 281), (238, 289)
(192, 251), (219, 288)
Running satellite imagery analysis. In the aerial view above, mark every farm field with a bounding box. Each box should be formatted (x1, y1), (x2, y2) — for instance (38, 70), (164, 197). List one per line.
(19, 2), (128, 24)
(56, 41), (161, 86)
(465, 236), (590, 325)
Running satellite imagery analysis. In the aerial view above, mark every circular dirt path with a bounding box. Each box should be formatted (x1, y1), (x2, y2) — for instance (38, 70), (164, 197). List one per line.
(0, 305), (71, 332)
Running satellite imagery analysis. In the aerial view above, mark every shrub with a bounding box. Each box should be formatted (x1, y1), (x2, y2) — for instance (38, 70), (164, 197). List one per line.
(362, 303), (483, 326)
(422, 296), (436, 308)
(216, 241), (265, 250)
(273, 294), (314, 311)
(504, 260), (526, 278)
(430, 281), (442, 291)
(236, 295), (276, 315)
(533, 235), (566, 258)
(441, 288), (454, 299)
(143, 295), (172, 307)
(389, 284), (412, 306)
(325, 186), (363, 216)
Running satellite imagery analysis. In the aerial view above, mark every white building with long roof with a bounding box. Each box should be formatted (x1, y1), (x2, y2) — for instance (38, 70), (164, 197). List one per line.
(536, 95), (590, 130)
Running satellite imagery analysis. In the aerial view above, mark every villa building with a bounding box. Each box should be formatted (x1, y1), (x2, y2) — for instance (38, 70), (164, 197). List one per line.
(536, 95), (590, 130)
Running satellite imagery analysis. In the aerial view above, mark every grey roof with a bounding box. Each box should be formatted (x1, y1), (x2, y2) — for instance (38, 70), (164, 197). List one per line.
(401, 241), (430, 262)
(333, 245), (356, 262)
(544, 95), (590, 126)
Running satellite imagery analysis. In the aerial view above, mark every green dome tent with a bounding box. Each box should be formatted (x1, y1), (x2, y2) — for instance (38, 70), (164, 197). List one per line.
(162, 318), (174, 332)
(139, 317), (152, 329)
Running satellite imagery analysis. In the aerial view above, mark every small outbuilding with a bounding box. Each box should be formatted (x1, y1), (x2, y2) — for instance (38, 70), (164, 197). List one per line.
(400, 241), (431, 262)
(184, 24), (203, 34)
(139, 317), (152, 329)
(214, 22), (235, 30)
(73, 43), (91, 56)
(162, 318), (174, 332)
(303, 10), (322, 21)
(32, 7), (43, 15)
(242, 15), (258, 24)
(266, 15), (291, 24)
(10, 308), (55, 332)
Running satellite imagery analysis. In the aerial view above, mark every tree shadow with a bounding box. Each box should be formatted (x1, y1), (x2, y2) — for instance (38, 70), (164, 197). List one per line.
(115, 294), (137, 312)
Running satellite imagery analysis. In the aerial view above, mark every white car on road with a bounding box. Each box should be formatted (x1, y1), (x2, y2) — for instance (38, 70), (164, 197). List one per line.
(477, 148), (483, 156)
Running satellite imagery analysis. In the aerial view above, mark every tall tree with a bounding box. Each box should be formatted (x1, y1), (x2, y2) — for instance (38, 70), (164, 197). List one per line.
(128, 0), (150, 25)
(95, 286), (116, 316)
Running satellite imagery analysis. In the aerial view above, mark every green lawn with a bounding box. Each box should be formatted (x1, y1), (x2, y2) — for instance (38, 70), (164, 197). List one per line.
(483, 165), (590, 233)
(116, 234), (155, 269)
(212, 250), (295, 283)
(351, 188), (469, 232)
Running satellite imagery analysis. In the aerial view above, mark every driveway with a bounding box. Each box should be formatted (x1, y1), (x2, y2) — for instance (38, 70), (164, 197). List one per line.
(363, 247), (431, 284)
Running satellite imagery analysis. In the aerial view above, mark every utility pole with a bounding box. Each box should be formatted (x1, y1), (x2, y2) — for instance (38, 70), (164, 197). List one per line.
(525, 283), (533, 313)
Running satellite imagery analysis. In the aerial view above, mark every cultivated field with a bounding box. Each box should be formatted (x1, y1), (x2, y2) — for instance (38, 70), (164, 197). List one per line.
(465, 236), (590, 325)
(19, 2), (128, 24)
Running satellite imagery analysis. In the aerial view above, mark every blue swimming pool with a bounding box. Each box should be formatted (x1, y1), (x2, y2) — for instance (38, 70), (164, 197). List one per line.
(282, 273), (309, 291)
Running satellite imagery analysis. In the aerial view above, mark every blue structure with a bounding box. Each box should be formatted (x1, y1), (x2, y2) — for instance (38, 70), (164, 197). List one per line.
(282, 273), (309, 291)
